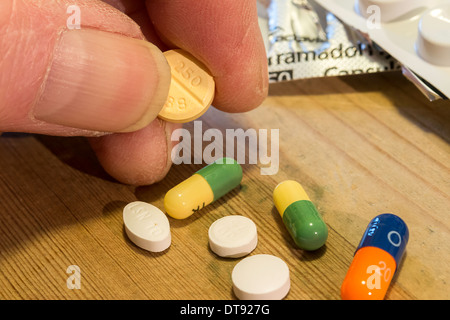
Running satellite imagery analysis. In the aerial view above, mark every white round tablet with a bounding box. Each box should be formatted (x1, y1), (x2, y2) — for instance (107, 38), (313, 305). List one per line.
(416, 4), (450, 66)
(123, 201), (171, 252)
(231, 254), (290, 300)
(208, 215), (257, 258)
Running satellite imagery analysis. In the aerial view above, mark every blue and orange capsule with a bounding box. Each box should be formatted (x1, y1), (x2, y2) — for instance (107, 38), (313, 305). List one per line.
(341, 213), (409, 300)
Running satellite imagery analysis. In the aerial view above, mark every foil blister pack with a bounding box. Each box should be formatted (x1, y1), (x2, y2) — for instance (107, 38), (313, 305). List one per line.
(314, 0), (450, 100)
(258, 0), (450, 100)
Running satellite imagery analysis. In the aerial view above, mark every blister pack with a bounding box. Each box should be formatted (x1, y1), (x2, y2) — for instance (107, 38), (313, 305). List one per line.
(258, 0), (402, 84)
(313, 0), (450, 100)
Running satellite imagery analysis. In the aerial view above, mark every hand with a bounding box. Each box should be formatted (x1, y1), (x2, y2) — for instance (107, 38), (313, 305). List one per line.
(0, 0), (268, 185)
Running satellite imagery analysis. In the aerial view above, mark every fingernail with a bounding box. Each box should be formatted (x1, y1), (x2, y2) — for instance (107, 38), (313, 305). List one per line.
(33, 29), (170, 132)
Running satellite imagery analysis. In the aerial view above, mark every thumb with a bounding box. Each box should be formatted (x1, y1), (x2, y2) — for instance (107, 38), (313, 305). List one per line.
(0, 0), (170, 136)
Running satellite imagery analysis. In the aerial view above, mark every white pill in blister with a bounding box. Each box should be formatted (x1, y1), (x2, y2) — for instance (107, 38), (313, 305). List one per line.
(231, 254), (290, 300)
(208, 215), (257, 258)
(357, 0), (425, 23)
(416, 4), (450, 66)
(123, 201), (171, 252)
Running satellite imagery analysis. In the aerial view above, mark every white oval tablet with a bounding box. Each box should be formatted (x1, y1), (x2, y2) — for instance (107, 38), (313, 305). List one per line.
(231, 254), (290, 300)
(123, 201), (171, 252)
(208, 215), (257, 258)
(416, 4), (450, 66)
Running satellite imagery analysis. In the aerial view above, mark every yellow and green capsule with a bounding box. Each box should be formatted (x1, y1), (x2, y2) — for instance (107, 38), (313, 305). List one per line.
(164, 158), (243, 219)
(273, 180), (328, 251)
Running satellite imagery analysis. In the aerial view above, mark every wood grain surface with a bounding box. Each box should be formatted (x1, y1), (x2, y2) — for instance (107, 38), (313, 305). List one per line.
(0, 71), (449, 300)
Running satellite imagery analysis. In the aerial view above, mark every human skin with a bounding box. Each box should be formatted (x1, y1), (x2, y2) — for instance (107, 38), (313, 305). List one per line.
(0, 0), (268, 185)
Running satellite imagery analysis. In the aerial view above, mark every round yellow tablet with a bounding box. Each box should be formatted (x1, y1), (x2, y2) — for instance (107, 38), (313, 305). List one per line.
(158, 49), (215, 123)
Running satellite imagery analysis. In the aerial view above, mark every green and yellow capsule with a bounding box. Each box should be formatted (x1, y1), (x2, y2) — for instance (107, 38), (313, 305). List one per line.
(164, 158), (243, 219)
(273, 180), (328, 251)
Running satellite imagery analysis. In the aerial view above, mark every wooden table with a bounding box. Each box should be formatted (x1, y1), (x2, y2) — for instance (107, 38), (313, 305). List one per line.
(0, 71), (449, 300)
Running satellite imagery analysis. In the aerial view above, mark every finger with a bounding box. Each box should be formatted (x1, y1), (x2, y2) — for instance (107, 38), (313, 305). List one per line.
(83, 0), (174, 185)
(99, 0), (168, 50)
(128, 8), (169, 50)
(146, 0), (268, 113)
(89, 119), (181, 185)
(101, 0), (145, 14)
(0, 0), (170, 136)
